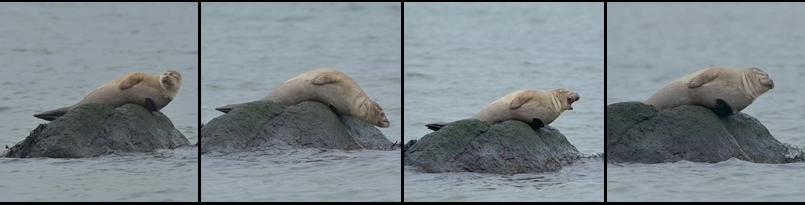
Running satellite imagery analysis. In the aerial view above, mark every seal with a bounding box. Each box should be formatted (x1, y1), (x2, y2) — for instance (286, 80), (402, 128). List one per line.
(215, 68), (390, 128)
(33, 70), (183, 121)
(425, 89), (580, 131)
(644, 67), (774, 116)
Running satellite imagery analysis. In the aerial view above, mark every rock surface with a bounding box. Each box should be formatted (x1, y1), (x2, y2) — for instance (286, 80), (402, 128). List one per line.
(200, 100), (394, 153)
(4, 103), (190, 158)
(606, 101), (804, 164)
(403, 119), (581, 175)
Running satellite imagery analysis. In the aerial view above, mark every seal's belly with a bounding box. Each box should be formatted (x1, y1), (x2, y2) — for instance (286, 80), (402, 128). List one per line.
(264, 80), (353, 115)
(689, 85), (753, 113)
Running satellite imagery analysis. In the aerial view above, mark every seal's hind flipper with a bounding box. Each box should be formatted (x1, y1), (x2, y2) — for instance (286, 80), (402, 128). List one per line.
(33, 107), (70, 121)
(713, 99), (733, 117)
(425, 123), (446, 131)
(529, 118), (545, 130)
(214, 104), (239, 113)
(144, 98), (159, 112)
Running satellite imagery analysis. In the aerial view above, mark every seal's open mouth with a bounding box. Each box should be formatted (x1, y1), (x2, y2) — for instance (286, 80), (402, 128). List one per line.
(567, 96), (580, 110)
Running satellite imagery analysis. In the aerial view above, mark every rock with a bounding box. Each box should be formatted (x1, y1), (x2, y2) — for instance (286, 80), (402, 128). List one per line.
(606, 101), (804, 164)
(402, 139), (416, 153)
(199, 100), (394, 153)
(4, 103), (190, 158)
(403, 119), (581, 175)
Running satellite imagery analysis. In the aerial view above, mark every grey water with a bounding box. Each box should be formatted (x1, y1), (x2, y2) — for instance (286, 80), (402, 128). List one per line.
(200, 2), (401, 201)
(0, 3), (199, 201)
(607, 2), (805, 201)
(404, 3), (604, 201)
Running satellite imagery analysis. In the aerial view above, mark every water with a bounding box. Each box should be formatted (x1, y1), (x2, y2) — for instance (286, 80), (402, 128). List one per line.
(0, 2), (198, 201)
(404, 3), (604, 201)
(607, 2), (805, 201)
(200, 3), (401, 201)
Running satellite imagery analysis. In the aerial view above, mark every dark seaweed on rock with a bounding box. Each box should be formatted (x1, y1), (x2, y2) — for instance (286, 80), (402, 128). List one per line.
(606, 101), (805, 164)
(4, 103), (190, 158)
(200, 100), (394, 153)
(403, 119), (581, 175)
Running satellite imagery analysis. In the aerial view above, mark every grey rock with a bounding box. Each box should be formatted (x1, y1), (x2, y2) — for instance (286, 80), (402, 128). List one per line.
(606, 101), (804, 163)
(4, 103), (189, 158)
(200, 100), (394, 153)
(403, 119), (581, 175)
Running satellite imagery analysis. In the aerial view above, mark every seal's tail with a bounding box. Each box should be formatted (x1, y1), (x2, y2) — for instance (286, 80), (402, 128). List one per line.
(214, 104), (239, 113)
(33, 107), (70, 121)
(425, 122), (446, 131)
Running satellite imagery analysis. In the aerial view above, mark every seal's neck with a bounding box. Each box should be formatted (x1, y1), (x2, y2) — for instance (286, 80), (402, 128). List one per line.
(160, 75), (181, 99)
(549, 91), (567, 114)
(352, 95), (368, 118)
(740, 71), (761, 101)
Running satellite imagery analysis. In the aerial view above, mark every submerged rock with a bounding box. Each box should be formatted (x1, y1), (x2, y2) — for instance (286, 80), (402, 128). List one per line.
(606, 101), (804, 164)
(4, 103), (190, 158)
(200, 100), (394, 153)
(403, 119), (581, 175)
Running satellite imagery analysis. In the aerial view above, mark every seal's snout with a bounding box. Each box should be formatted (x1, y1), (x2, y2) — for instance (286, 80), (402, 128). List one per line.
(378, 112), (390, 128)
(379, 120), (390, 128)
(567, 94), (580, 109)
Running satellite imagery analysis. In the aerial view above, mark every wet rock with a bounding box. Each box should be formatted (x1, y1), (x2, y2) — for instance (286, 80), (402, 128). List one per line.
(403, 119), (581, 175)
(606, 101), (804, 164)
(4, 103), (190, 158)
(200, 100), (394, 153)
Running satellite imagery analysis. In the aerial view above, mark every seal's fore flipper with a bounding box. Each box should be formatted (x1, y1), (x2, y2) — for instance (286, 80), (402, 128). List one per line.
(310, 73), (341, 85)
(119, 74), (144, 90)
(327, 103), (337, 113)
(144, 98), (159, 112)
(425, 123), (446, 131)
(327, 103), (341, 117)
(687, 69), (719, 88)
(713, 99), (733, 117)
(529, 118), (545, 130)
(509, 94), (533, 109)
(33, 107), (70, 121)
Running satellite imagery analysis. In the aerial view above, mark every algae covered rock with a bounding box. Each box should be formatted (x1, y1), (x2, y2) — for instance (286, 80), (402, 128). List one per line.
(4, 103), (189, 158)
(200, 100), (394, 153)
(404, 119), (581, 175)
(606, 101), (804, 164)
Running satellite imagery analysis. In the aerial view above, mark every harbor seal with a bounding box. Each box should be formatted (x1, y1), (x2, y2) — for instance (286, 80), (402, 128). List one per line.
(425, 89), (580, 131)
(33, 70), (183, 121)
(215, 68), (390, 128)
(644, 67), (774, 116)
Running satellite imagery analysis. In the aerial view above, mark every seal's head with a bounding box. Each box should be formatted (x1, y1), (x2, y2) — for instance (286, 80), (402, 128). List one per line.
(553, 88), (580, 111)
(748, 67), (774, 91)
(360, 99), (390, 128)
(160, 70), (183, 98)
